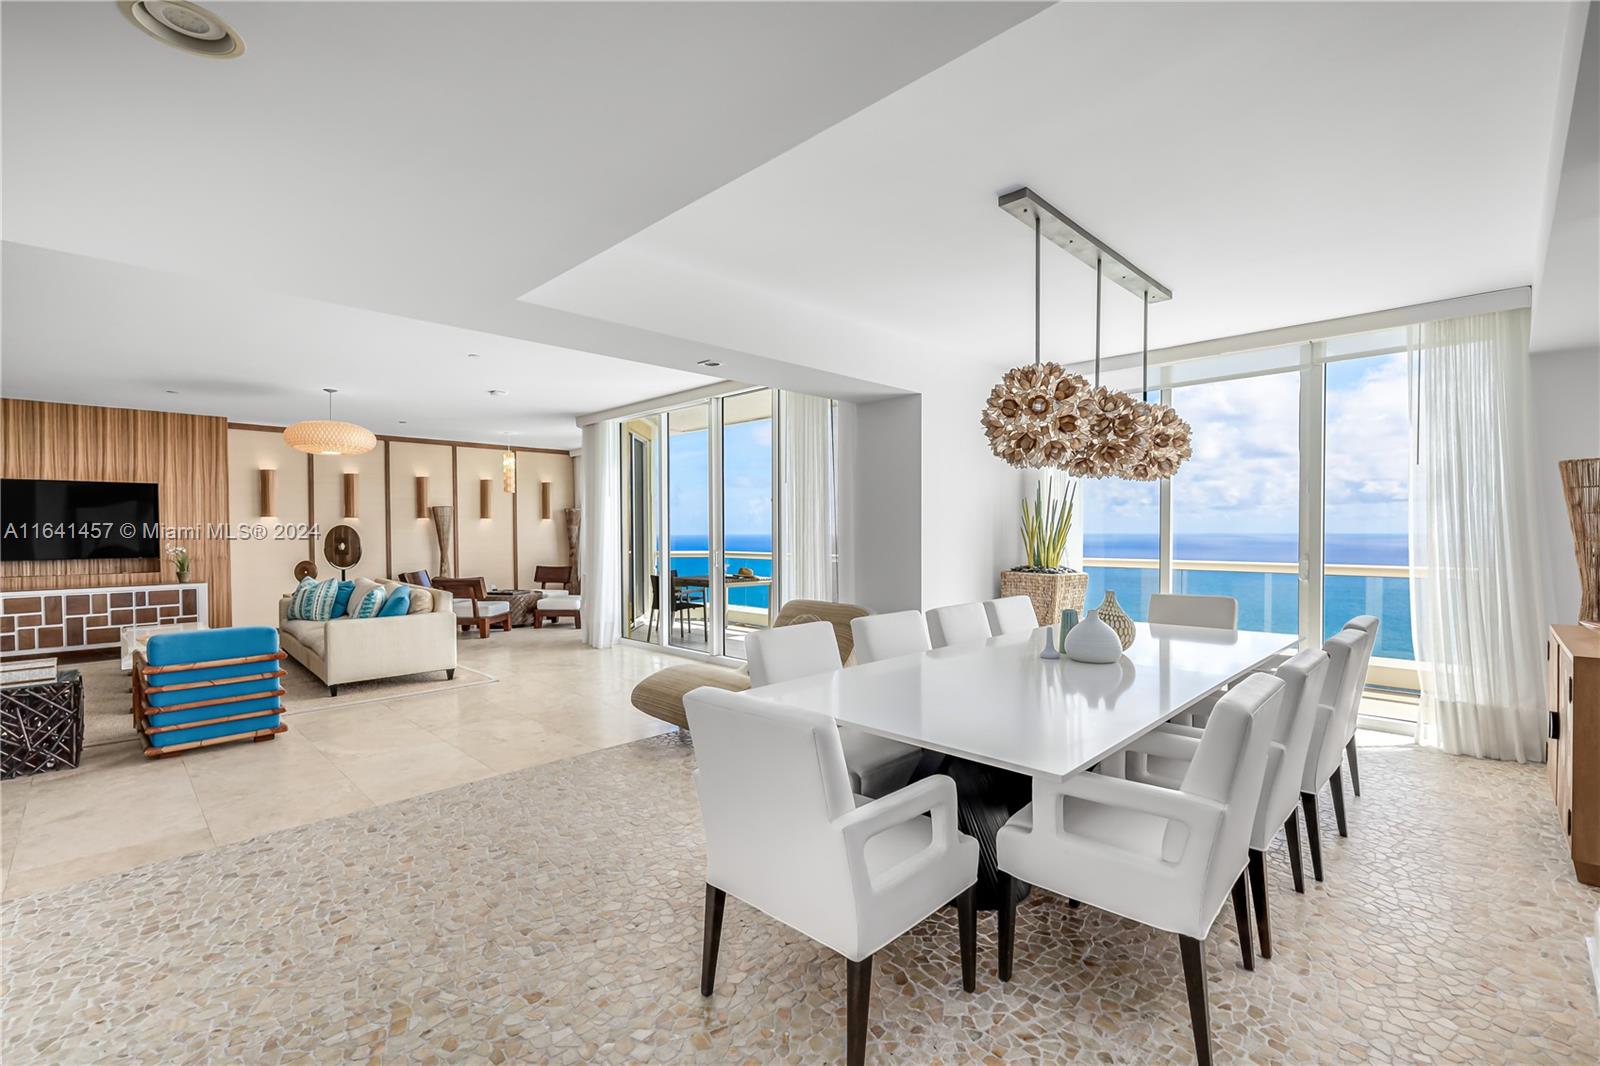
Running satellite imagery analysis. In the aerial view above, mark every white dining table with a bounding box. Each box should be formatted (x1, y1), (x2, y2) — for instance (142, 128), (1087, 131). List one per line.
(748, 621), (1296, 781)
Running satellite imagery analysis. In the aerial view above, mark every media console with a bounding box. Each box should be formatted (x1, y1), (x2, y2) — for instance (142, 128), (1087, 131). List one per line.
(0, 583), (208, 657)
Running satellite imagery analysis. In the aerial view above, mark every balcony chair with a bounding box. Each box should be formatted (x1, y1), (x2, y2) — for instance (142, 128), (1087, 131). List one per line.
(849, 610), (931, 665)
(646, 572), (703, 641)
(433, 576), (512, 638)
(983, 595), (1039, 637)
(133, 626), (287, 757)
(1297, 628), (1365, 880)
(747, 621), (925, 799)
(995, 672), (1285, 1066)
(1131, 648), (1331, 958)
(1338, 615), (1381, 796)
(926, 601), (993, 650)
(685, 686), (980, 1066)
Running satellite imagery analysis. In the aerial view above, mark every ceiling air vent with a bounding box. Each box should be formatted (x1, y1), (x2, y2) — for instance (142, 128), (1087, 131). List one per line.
(120, 1), (244, 59)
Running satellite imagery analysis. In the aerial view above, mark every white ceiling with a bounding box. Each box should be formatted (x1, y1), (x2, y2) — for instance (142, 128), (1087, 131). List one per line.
(0, 243), (708, 447)
(0, 1), (1045, 443)
(523, 2), (1578, 386)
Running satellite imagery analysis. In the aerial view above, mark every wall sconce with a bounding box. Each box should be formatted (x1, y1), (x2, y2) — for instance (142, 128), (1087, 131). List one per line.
(540, 480), (552, 520)
(258, 468), (277, 517)
(415, 475), (429, 518)
(479, 478), (493, 519)
(342, 472), (359, 519)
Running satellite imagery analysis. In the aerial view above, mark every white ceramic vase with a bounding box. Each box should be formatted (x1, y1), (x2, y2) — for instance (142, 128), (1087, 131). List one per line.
(1063, 609), (1123, 664)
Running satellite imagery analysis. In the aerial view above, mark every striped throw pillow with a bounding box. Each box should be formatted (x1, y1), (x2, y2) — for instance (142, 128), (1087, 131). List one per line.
(349, 580), (386, 619)
(303, 578), (342, 622)
(287, 578), (318, 620)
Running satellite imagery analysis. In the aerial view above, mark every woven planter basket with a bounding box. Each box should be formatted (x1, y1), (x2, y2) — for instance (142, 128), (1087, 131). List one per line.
(1000, 569), (1089, 627)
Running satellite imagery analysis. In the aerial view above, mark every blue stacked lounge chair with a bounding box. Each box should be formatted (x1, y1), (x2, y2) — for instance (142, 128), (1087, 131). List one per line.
(132, 626), (287, 757)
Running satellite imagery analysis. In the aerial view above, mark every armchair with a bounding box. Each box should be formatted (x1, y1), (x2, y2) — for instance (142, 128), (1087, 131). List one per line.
(134, 626), (287, 757)
(685, 686), (979, 1066)
(432, 576), (511, 638)
(995, 672), (1285, 1066)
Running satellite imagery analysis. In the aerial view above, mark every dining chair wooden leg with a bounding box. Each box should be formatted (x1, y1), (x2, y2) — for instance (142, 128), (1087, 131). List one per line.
(996, 872), (1017, 982)
(1284, 812), (1306, 894)
(1247, 849), (1272, 960)
(846, 954), (873, 1066)
(699, 884), (726, 997)
(1179, 934), (1212, 1066)
(955, 885), (977, 993)
(1345, 737), (1361, 797)
(1330, 767), (1349, 838)
(1301, 792), (1324, 882)
(1230, 873), (1254, 971)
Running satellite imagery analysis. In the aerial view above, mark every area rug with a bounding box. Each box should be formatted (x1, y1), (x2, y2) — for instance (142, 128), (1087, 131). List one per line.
(2, 739), (1595, 1064)
(77, 656), (497, 748)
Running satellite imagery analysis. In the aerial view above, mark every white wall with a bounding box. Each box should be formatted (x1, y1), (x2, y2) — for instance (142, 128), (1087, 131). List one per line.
(1530, 348), (1600, 624)
(838, 394), (923, 612)
(227, 429), (311, 627)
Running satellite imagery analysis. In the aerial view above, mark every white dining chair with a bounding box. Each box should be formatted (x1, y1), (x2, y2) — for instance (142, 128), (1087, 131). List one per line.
(1148, 593), (1239, 630)
(1338, 615), (1380, 797)
(686, 686), (980, 1066)
(926, 601), (992, 649)
(850, 610), (931, 664)
(1132, 648), (1331, 958)
(746, 621), (924, 799)
(983, 596), (1038, 637)
(994, 672), (1284, 1066)
(1298, 628), (1365, 880)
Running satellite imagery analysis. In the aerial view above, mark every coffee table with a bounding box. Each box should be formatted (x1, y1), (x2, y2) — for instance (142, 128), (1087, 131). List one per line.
(120, 621), (206, 671)
(484, 588), (542, 628)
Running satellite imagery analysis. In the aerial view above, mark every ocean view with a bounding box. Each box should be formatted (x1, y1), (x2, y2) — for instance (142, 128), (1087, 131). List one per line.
(667, 531), (1414, 660)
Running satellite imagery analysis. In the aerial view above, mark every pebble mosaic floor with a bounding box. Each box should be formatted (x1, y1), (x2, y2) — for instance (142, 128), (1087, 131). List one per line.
(2, 736), (1596, 1063)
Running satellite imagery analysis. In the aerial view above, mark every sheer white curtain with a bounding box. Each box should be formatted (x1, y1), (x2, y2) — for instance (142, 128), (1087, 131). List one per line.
(580, 420), (622, 648)
(779, 392), (836, 602)
(1409, 309), (1551, 760)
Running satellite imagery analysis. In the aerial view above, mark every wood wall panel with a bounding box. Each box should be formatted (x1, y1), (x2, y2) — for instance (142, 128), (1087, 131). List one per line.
(0, 399), (232, 627)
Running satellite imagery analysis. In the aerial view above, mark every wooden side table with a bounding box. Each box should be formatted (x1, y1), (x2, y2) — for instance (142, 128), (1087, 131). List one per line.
(1, 669), (84, 779)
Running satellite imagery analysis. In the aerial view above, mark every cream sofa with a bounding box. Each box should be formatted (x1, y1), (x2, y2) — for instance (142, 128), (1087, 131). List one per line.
(279, 580), (458, 695)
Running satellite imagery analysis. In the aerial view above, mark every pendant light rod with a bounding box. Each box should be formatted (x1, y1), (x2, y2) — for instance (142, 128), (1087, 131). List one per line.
(997, 187), (1172, 303)
(1142, 290), (1150, 402)
(324, 387), (337, 418)
(1034, 210), (1041, 366)
(1094, 255), (1103, 388)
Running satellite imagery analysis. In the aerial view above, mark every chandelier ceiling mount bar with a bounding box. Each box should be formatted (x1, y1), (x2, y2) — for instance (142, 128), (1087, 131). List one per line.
(997, 187), (1171, 304)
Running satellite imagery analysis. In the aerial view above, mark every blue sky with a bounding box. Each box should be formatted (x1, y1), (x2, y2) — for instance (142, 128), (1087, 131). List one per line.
(668, 418), (772, 541)
(1086, 353), (1410, 538)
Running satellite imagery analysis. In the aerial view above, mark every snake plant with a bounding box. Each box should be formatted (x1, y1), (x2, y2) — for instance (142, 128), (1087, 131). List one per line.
(1017, 480), (1077, 571)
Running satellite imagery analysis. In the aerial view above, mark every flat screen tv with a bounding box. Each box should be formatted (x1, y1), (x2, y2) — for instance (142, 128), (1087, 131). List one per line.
(1, 479), (161, 561)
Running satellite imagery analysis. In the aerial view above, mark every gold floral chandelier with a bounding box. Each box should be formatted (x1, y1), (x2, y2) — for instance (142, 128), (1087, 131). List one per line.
(284, 388), (377, 457)
(981, 189), (1191, 481)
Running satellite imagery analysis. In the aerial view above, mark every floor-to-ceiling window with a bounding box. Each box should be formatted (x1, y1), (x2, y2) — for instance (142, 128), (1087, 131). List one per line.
(1079, 328), (1419, 723)
(619, 386), (813, 661)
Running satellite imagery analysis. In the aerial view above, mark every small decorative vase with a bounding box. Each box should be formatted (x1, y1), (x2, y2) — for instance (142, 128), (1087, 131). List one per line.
(1063, 610), (1123, 664)
(1040, 625), (1059, 660)
(1097, 590), (1136, 650)
(1058, 608), (1079, 652)
(175, 566), (189, 583)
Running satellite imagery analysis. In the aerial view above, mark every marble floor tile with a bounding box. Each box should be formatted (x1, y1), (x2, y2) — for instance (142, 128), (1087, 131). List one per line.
(180, 732), (373, 846)
(325, 740), (496, 806)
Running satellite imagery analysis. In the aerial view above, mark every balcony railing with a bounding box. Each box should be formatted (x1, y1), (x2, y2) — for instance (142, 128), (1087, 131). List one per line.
(1084, 557), (1416, 672)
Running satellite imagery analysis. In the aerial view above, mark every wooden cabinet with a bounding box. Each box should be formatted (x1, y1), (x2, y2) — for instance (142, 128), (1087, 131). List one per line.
(1548, 625), (1600, 886)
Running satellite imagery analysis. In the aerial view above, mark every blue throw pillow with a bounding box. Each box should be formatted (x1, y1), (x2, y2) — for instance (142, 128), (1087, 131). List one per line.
(287, 578), (317, 620)
(376, 585), (410, 617)
(331, 580), (356, 617)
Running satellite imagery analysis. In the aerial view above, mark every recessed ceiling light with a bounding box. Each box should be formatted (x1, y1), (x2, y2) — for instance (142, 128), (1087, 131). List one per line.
(397, 420), (408, 425)
(120, 1), (245, 59)
(697, 359), (722, 367)
(164, 389), (179, 395)
(488, 389), (507, 397)
(466, 353), (480, 359)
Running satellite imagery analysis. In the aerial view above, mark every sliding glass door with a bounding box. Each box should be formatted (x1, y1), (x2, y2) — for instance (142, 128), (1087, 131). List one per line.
(621, 387), (784, 660)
